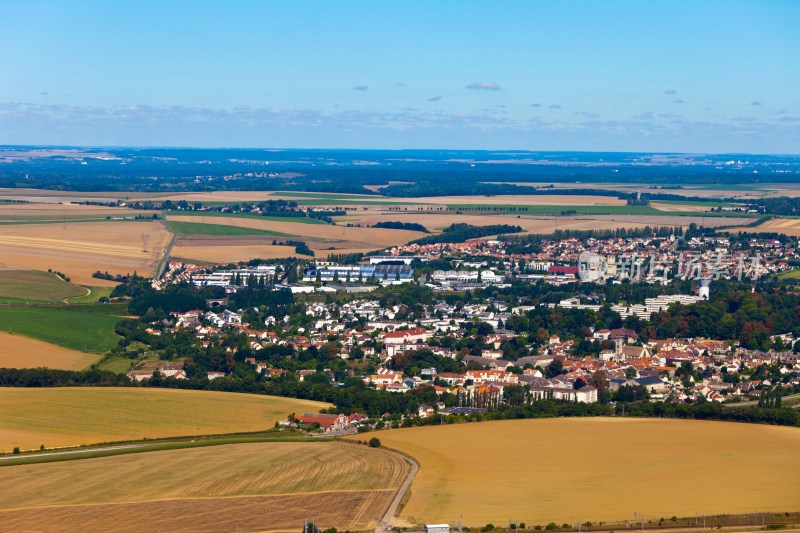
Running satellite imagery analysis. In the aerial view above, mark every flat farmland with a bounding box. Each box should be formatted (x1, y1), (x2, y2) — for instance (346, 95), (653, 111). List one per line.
(0, 304), (123, 352)
(358, 418), (800, 527)
(0, 220), (170, 285)
(0, 388), (331, 452)
(171, 239), (310, 263)
(0, 332), (98, 370)
(0, 202), (154, 223)
(168, 214), (426, 255)
(735, 217), (800, 236)
(0, 441), (408, 532)
(342, 213), (743, 234)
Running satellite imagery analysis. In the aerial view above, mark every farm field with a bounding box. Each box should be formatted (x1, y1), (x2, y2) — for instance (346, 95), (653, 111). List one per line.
(165, 220), (292, 237)
(0, 441), (408, 532)
(0, 304), (123, 352)
(734, 217), (800, 236)
(165, 209), (326, 224)
(487, 182), (798, 199)
(0, 202), (155, 223)
(0, 267), (87, 303)
(0, 388), (331, 452)
(0, 332), (99, 370)
(168, 214), (426, 255)
(358, 418), (800, 528)
(0, 220), (170, 285)
(171, 239), (310, 263)
(342, 213), (745, 234)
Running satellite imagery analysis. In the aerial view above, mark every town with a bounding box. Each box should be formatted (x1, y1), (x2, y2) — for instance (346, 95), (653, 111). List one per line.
(121, 229), (800, 432)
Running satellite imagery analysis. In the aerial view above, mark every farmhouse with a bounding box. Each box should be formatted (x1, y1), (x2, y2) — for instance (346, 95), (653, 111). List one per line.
(298, 413), (349, 432)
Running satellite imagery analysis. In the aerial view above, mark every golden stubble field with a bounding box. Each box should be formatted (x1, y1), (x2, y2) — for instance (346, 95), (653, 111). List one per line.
(0, 388), (331, 452)
(735, 218), (800, 236)
(355, 418), (800, 527)
(0, 441), (410, 532)
(0, 220), (170, 285)
(168, 214), (426, 255)
(0, 332), (98, 370)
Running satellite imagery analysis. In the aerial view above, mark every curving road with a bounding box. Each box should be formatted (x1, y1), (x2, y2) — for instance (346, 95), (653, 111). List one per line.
(376, 449), (419, 531)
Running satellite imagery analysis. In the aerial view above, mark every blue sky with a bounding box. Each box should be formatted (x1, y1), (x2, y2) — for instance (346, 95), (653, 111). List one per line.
(1, 1), (798, 152)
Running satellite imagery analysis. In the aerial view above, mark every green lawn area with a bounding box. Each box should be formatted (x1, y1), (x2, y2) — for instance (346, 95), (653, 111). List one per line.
(777, 269), (800, 280)
(96, 353), (136, 373)
(0, 304), (125, 353)
(0, 270), (87, 303)
(165, 210), (326, 224)
(166, 221), (294, 237)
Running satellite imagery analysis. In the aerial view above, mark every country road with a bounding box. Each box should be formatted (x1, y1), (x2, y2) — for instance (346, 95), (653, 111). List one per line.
(0, 443), (155, 462)
(375, 449), (419, 531)
(724, 392), (800, 408)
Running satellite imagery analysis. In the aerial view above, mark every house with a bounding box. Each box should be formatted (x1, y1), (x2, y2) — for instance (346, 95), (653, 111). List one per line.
(207, 371), (226, 380)
(127, 370), (154, 382)
(158, 365), (186, 379)
(298, 413), (349, 432)
(383, 327), (430, 345)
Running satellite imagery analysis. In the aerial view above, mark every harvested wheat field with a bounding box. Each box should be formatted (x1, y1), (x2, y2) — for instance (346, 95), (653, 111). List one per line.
(168, 214), (426, 253)
(0, 441), (409, 532)
(0, 202), (154, 223)
(171, 239), (309, 263)
(358, 418), (800, 527)
(0, 388), (330, 452)
(0, 332), (98, 370)
(650, 202), (714, 212)
(0, 221), (170, 285)
(735, 218), (800, 236)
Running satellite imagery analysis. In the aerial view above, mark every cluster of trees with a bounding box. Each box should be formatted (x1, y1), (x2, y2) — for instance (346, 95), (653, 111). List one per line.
(271, 240), (314, 256)
(410, 223), (523, 245)
(372, 220), (429, 233)
(92, 271), (132, 283)
(47, 268), (70, 283)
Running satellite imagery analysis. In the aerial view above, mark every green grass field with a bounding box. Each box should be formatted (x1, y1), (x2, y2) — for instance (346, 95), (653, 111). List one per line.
(0, 304), (124, 352)
(166, 220), (293, 237)
(165, 209), (326, 224)
(0, 388), (331, 452)
(0, 269), (87, 303)
(65, 286), (114, 304)
(777, 269), (800, 280)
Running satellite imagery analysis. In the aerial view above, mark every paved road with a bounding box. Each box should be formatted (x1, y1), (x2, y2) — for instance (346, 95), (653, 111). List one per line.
(724, 392), (800, 408)
(376, 449), (419, 532)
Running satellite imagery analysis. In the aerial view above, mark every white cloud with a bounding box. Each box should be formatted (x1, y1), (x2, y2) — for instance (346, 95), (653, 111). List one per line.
(466, 81), (501, 91)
